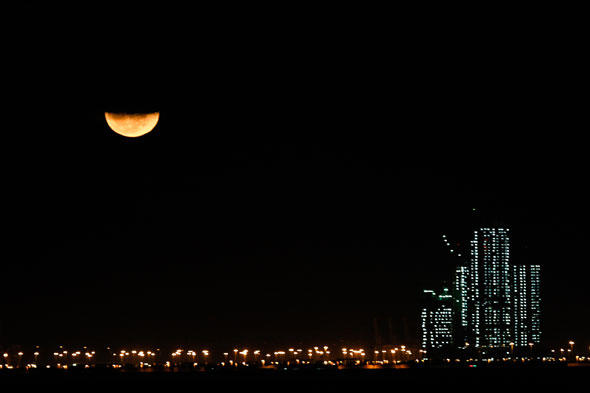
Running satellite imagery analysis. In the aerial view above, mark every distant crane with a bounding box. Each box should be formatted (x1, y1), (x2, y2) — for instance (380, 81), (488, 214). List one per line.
(441, 233), (466, 259)
(441, 207), (480, 259)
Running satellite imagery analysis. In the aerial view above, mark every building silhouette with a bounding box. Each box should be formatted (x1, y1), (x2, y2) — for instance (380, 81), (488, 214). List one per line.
(422, 226), (541, 352)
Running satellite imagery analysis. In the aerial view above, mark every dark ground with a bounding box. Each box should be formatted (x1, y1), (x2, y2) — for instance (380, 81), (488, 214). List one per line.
(1, 366), (588, 388)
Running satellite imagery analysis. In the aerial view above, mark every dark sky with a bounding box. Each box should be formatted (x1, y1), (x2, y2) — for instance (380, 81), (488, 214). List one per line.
(1, 5), (587, 350)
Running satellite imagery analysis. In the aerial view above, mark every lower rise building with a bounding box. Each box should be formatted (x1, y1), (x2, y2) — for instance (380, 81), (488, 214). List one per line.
(420, 288), (454, 351)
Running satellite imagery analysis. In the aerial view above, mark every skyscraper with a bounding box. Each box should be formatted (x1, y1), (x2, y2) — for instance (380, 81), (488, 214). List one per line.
(454, 265), (469, 328)
(467, 228), (512, 347)
(453, 265), (469, 345)
(420, 288), (454, 351)
(511, 264), (541, 347)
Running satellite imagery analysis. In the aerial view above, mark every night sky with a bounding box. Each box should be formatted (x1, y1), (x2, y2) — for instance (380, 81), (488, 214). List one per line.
(2, 5), (587, 350)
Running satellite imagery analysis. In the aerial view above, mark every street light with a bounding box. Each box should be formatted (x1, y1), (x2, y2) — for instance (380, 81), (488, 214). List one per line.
(239, 349), (248, 364)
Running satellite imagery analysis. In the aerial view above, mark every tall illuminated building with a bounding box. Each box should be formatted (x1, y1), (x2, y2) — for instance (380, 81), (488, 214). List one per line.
(420, 288), (454, 350)
(462, 227), (542, 348)
(454, 265), (469, 341)
(467, 227), (512, 347)
(511, 264), (541, 347)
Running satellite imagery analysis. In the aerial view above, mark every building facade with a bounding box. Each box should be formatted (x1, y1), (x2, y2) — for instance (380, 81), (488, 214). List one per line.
(511, 264), (541, 347)
(467, 227), (512, 347)
(420, 288), (454, 351)
(454, 265), (469, 329)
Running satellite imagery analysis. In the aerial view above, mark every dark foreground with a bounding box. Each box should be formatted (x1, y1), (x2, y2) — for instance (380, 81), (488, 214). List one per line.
(2, 366), (589, 388)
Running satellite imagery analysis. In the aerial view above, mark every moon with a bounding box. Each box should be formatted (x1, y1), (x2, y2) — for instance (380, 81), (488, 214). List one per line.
(105, 112), (159, 137)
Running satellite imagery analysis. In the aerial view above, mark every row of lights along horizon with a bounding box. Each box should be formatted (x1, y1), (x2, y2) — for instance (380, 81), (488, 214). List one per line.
(0, 342), (588, 371)
(0, 346), (413, 370)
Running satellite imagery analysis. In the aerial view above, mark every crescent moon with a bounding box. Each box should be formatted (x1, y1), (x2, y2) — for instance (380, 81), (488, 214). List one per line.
(105, 112), (159, 138)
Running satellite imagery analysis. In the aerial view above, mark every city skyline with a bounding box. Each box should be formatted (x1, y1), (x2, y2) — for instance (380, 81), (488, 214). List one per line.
(421, 227), (542, 353)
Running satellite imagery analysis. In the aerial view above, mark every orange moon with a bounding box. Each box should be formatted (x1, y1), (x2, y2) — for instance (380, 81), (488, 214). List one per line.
(105, 112), (159, 137)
